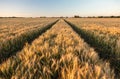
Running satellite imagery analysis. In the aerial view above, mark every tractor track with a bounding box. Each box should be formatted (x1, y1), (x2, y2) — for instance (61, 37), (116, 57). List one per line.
(64, 19), (120, 78)
(0, 19), (59, 64)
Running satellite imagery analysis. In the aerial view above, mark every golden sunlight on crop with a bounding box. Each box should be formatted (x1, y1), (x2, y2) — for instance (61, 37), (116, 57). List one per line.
(0, 19), (115, 79)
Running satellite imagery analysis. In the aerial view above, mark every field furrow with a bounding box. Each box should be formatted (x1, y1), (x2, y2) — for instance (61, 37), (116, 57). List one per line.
(0, 19), (114, 79)
(65, 18), (120, 77)
(0, 18), (58, 64)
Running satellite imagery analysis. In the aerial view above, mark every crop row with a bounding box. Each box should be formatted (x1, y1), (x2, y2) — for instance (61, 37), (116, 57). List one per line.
(65, 18), (120, 77)
(0, 18), (57, 42)
(0, 18), (58, 63)
(0, 20), (114, 79)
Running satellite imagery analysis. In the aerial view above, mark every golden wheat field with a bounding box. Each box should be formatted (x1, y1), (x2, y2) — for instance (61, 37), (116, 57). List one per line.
(0, 18), (120, 79)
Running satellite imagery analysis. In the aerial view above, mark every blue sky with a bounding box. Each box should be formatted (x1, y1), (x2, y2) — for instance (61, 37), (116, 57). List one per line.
(0, 0), (120, 17)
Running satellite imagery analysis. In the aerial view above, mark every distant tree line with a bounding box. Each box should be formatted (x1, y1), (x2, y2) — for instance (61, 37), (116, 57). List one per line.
(74, 15), (120, 18)
(0, 16), (120, 18)
(0, 16), (24, 18)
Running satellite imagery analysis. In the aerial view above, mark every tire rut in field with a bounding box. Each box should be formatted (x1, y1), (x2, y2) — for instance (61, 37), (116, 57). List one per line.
(0, 19), (59, 64)
(64, 19), (119, 78)
(0, 19), (114, 79)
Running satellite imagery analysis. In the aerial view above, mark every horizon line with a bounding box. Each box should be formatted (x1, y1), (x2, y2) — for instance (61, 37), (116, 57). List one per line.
(0, 15), (120, 18)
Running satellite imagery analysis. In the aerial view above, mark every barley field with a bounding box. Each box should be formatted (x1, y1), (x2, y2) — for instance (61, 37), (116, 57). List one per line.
(0, 18), (120, 79)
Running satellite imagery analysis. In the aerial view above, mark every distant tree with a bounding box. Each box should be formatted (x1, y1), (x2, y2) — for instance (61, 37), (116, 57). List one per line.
(11, 16), (17, 18)
(98, 16), (104, 18)
(40, 16), (46, 18)
(110, 16), (114, 18)
(74, 15), (80, 18)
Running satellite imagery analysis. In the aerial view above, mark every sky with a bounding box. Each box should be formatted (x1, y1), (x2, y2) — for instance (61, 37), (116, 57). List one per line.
(0, 0), (120, 17)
